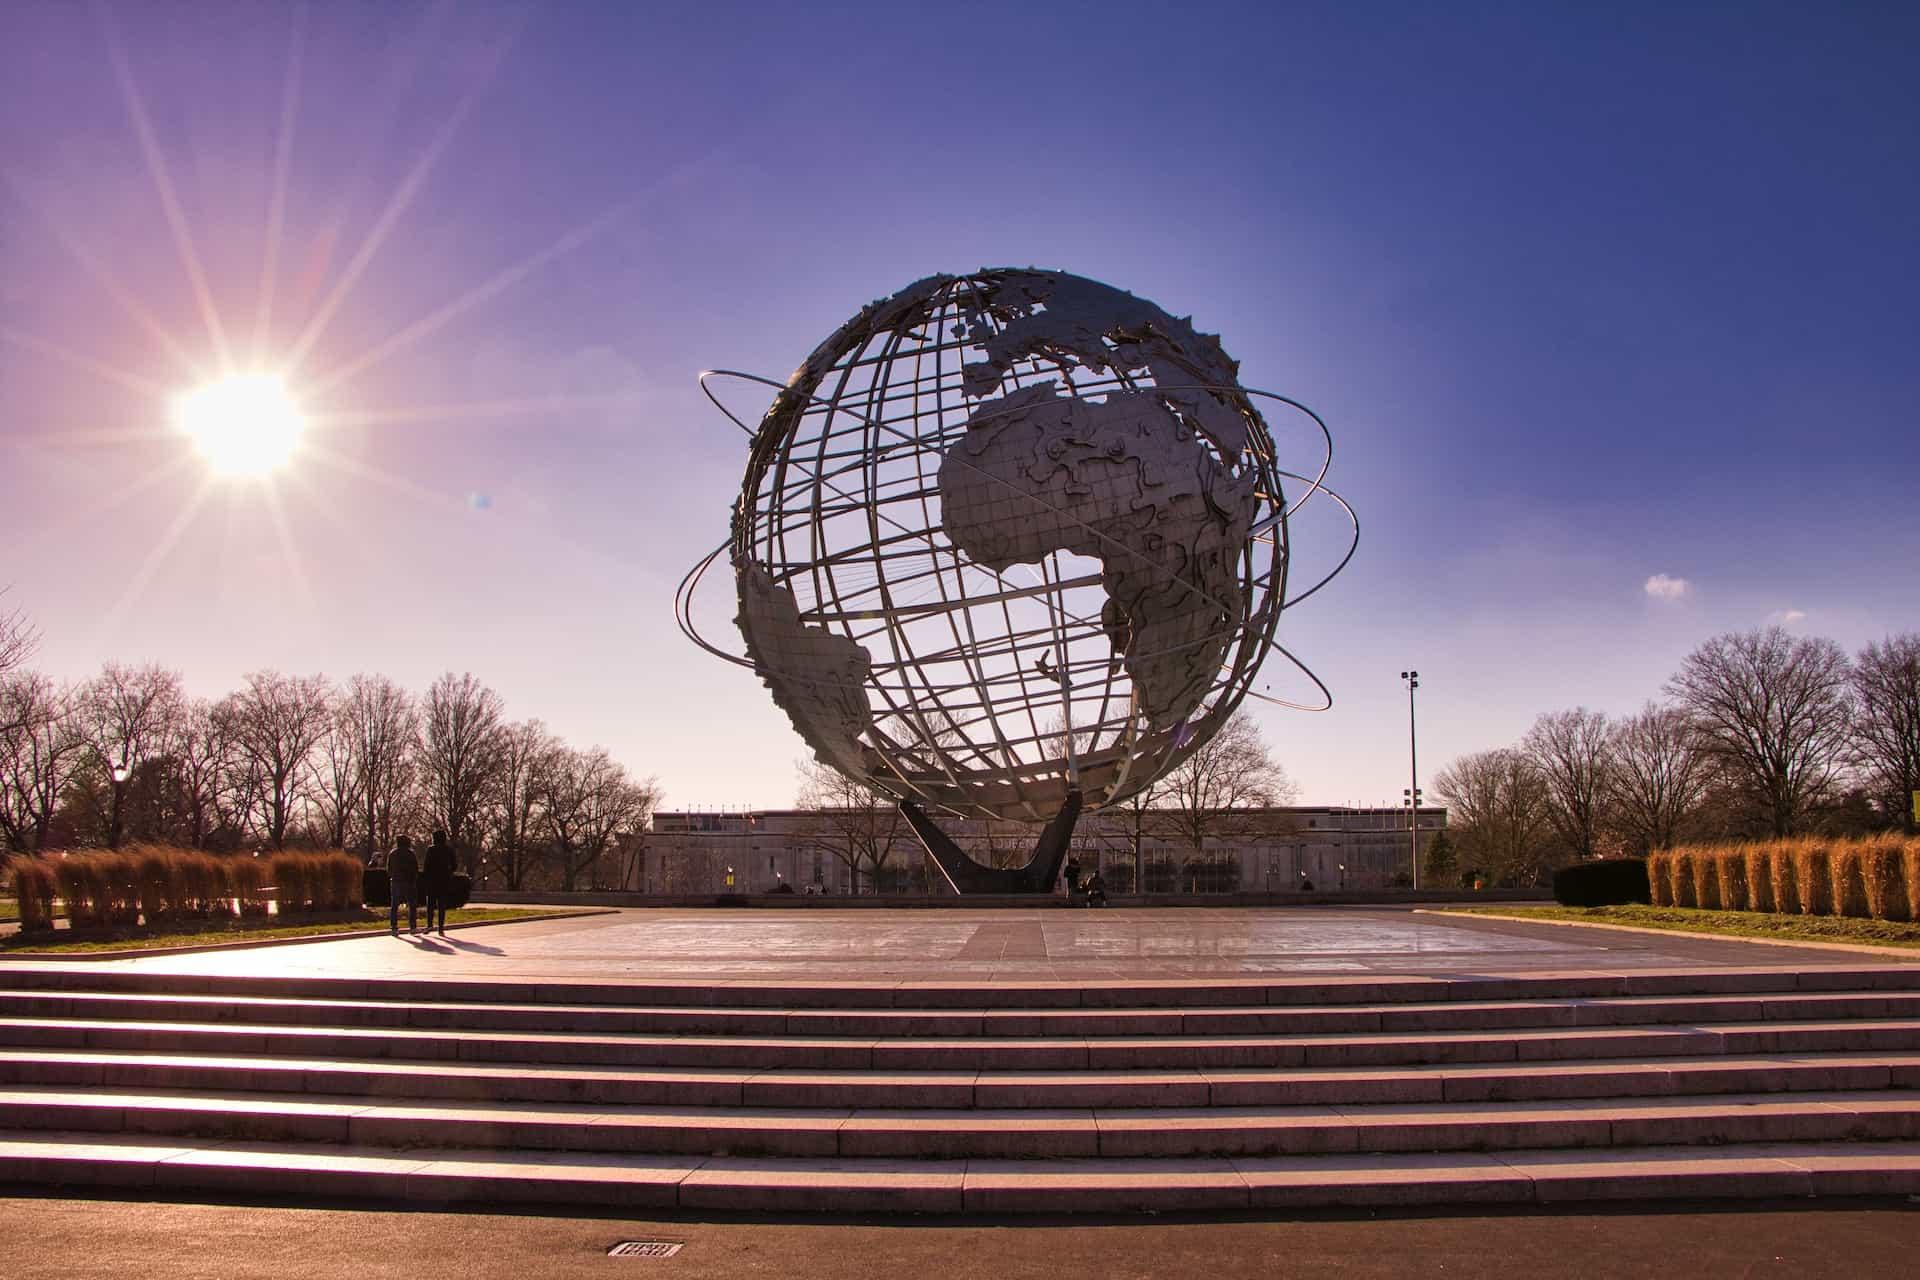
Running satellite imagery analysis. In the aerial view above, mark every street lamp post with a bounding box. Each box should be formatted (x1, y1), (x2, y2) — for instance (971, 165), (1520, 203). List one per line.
(108, 757), (132, 850)
(1400, 671), (1420, 889)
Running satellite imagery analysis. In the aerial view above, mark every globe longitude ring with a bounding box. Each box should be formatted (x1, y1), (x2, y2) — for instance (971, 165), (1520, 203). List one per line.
(679, 268), (1355, 893)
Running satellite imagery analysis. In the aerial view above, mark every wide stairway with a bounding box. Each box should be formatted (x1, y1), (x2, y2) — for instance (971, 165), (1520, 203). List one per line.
(1, 964), (1919, 1213)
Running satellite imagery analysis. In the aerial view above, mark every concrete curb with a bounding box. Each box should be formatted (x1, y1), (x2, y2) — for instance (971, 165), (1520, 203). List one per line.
(1420, 909), (1920, 960)
(0, 908), (618, 963)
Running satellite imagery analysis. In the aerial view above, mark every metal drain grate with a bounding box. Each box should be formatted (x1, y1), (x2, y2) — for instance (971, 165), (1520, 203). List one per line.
(608, 1242), (684, 1259)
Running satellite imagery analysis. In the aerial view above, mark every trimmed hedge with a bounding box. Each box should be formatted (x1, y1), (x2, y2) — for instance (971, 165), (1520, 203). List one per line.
(1553, 859), (1651, 907)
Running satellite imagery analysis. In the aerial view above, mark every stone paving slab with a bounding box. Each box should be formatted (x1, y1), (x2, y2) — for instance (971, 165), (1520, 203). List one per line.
(4, 907), (1912, 988)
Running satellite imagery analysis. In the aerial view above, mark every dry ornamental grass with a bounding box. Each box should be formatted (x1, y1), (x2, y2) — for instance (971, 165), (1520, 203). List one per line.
(1649, 835), (1920, 923)
(3, 845), (366, 934)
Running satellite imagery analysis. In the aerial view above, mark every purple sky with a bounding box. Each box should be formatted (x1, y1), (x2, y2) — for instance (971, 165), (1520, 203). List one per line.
(3, 1), (1917, 812)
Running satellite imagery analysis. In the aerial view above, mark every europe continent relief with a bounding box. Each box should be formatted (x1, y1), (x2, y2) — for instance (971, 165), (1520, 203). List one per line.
(936, 380), (1258, 730)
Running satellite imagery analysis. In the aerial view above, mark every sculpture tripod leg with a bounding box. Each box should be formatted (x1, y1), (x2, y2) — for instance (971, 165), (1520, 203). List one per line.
(900, 790), (1084, 895)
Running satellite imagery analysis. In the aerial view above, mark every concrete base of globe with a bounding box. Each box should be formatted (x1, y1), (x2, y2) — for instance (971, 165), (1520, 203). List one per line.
(901, 789), (1083, 894)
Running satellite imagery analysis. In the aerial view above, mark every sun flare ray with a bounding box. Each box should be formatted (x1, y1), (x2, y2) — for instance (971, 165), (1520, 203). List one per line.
(278, 467), (386, 577)
(0, 325), (170, 398)
(251, 3), (309, 364)
(306, 391), (646, 432)
(99, 2), (232, 370)
(4, 174), (209, 381)
(281, 26), (520, 381)
(261, 476), (316, 611)
(307, 198), (636, 397)
(11, 424), (173, 450)
(300, 440), (468, 510)
(95, 471), (220, 642)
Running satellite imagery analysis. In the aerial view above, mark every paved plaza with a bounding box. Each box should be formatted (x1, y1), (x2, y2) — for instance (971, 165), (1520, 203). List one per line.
(32, 905), (1918, 985)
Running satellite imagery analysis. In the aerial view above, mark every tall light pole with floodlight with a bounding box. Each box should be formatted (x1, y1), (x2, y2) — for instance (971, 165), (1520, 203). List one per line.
(1400, 671), (1420, 889)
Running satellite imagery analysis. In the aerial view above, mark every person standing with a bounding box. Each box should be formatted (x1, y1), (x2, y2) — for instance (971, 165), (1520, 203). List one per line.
(421, 828), (456, 936)
(387, 835), (419, 935)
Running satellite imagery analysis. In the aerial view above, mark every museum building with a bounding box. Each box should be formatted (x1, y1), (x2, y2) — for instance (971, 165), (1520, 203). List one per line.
(639, 805), (1448, 896)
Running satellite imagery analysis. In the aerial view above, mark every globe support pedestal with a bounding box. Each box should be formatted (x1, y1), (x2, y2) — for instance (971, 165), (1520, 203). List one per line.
(901, 790), (1084, 896)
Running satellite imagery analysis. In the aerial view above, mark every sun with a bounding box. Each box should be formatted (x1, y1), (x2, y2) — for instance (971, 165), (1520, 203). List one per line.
(173, 373), (306, 478)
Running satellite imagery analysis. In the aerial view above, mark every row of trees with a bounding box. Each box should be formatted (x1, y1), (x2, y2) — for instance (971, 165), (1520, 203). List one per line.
(1434, 627), (1920, 886)
(0, 603), (657, 890)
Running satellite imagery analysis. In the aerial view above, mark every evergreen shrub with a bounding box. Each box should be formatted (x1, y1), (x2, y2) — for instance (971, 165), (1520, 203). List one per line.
(1551, 858), (1650, 907)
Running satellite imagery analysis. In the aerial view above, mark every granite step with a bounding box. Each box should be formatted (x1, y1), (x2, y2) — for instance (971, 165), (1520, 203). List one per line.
(1, 1131), (1915, 1212)
(7, 988), (1919, 1038)
(0, 1047), (1914, 1110)
(5, 965), (1920, 1010)
(5, 1013), (1918, 1072)
(0, 1085), (1913, 1159)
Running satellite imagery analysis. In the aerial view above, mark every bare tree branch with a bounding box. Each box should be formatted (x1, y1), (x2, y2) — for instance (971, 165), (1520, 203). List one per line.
(421, 673), (505, 875)
(1854, 634), (1920, 832)
(1604, 702), (1711, 852)
(1522, 707), (1613, 859)
(1151, 711), (1296, 856)
(1433, 747), (1554, 885)
(223, 671), (333, 849)
(1666, 627), (1853, 836)
(793, 757), (907, 895)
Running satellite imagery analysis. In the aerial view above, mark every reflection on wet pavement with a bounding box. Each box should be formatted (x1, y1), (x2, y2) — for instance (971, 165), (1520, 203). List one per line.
(60, 906), (1917, 984)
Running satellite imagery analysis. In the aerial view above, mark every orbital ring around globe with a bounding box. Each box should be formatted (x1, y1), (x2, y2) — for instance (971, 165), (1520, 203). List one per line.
(676, 376), (1357, 695)
(679, 268), (1358, 827)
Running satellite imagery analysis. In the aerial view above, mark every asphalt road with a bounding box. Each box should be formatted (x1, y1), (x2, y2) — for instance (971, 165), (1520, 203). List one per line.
(7, 1195), (1919, 1280)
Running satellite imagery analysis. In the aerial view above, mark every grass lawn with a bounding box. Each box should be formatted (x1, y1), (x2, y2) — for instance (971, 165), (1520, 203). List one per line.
(0, 897), (15, 924)
(1441, 904), (1920, 950)
(0, 906), (572, 954)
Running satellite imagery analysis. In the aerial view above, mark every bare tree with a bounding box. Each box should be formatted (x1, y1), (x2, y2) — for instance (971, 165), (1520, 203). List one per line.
(1666, 628), (1853, 837)
(1433, 747), (1555, 885)
(75, 663), (185, 847)
(305, 703), (364, 849)
(1522, 708), (1613, 861)
(793, 758), (907, 894)
(340, 675), (418, 856)
(1854, 634), (1920, 832)
(421, 673), (505, 875)
(536, 746), (656, 891)
(0, 674), (83, 852)
(1152, 711), (1296, 858)
(1604, 702), (1712, 852)
(0, 589), (37, 689)
(224, 671), (333, 849)
(168, 699), (229, 849)
(486, 719), (558, 890)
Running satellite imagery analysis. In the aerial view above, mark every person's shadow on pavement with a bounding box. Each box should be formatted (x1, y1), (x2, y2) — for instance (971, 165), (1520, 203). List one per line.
(444, 938), (505, 955)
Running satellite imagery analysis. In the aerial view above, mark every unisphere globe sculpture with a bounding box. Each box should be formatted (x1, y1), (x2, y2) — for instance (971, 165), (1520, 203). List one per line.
(679, 268), (1353, 893)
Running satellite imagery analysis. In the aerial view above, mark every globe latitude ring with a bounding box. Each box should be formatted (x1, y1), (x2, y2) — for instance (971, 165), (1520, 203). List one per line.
(680, 268), (1355, 893)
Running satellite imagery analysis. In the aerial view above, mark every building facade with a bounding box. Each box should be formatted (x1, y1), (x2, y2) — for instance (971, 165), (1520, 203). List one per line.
(641, 805), (1447, 895)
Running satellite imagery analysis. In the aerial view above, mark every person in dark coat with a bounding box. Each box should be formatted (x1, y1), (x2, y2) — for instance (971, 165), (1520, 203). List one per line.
(421, 828), (456, 936)
(387, 835), (419, 934)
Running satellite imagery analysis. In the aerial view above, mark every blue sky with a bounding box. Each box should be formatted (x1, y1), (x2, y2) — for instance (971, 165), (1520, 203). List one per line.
(2, 0), (1916, 811)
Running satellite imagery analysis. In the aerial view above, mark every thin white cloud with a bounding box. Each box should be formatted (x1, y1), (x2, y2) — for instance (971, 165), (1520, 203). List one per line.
(1767, 608), (1808, 625)
(1644, 573), (1691, 600)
